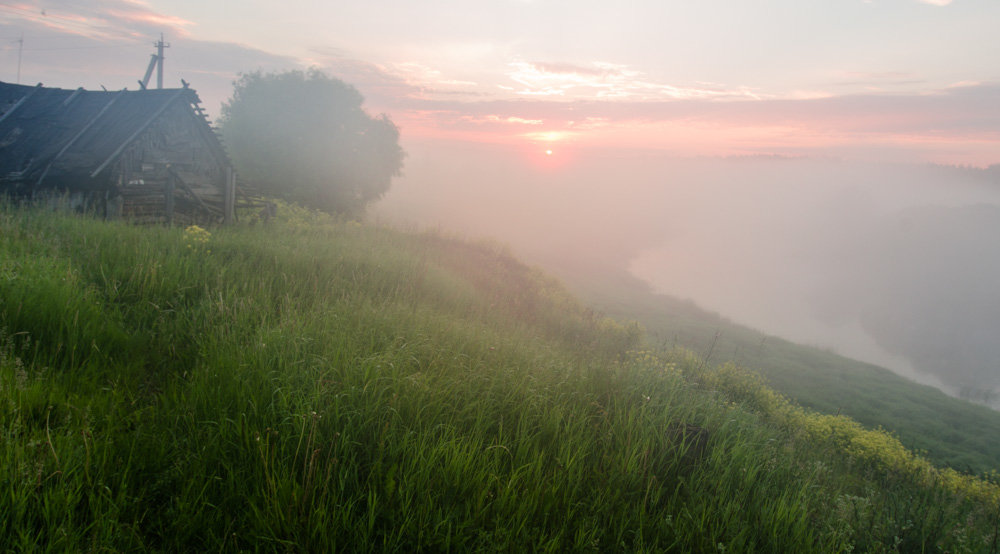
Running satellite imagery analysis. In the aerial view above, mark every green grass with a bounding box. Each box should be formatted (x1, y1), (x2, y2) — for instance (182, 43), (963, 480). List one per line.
(556, 263), (1000, 476)
(1, 203), (999, 552)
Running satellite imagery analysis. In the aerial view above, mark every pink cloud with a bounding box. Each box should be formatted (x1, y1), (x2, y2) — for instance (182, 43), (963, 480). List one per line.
(103, 7), (193, 35)
(504, 60), (761, 101)
(0, 0), (192, 41)
(386, 82), (1000, 166)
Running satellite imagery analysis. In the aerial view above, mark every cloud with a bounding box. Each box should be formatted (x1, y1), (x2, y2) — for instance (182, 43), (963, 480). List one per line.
(527, 61), (612, 77)
(305, 51), (422, 103)
(836, 71), (925, 89)
(296, 51), (501, 112)
(442, 114), (545, 129)
(101, 1), (193, 34)
(0, 0), (193, 41)
(485, 115), (543, 125)
(520, 130), (577, 142)
(171, 40), (300, 114)
(399, 81), (996, 128)
(917, 0), (953, 5)
(504, 60), (762, 101)
(383, 81), (1000, 165)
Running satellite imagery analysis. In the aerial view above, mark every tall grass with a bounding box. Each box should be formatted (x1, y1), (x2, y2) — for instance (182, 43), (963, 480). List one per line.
(563, 262), (1000, 476)
(1, 203), (998, 552)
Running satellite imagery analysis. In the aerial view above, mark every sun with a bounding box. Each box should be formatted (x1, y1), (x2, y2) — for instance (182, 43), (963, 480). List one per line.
(520, 140), (571, 169)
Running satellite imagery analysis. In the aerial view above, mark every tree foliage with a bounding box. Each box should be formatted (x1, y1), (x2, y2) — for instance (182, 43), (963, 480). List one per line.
(219, 68), (404, 216)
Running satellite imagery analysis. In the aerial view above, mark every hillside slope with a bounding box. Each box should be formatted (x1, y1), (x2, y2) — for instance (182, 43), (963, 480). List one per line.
(1, 206), (998, 552)
(547, 260), (1000, 476)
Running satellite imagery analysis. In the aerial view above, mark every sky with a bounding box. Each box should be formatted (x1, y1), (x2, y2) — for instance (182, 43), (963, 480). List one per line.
(1, 0), (999, 165)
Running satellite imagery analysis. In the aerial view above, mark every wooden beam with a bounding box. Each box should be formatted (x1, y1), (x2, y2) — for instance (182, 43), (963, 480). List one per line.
(165, 170), (175, 225)
(169, 167), (223, 217)
(224, 166), (235, 224)
(62, 87), (84, 107)
(0, 83), (42, 125)
(36, 89), (127, 186)
(90, 88), (188, 179)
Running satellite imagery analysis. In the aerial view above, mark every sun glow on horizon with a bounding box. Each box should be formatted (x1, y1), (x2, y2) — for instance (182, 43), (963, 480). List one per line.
(522, 142), (574, 171)
(524, 130), (574, 143)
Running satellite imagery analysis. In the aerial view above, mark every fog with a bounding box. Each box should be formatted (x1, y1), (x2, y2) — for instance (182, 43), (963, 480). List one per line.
(375, 139), (1000, 406)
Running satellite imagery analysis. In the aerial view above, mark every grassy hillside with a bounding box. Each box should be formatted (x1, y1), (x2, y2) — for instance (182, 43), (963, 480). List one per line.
(1, 204), (999, 552)
(554, 262), (1000, 476)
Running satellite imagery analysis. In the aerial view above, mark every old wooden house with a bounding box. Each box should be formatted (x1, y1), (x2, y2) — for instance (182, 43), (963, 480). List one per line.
(0, 81), (235, 225)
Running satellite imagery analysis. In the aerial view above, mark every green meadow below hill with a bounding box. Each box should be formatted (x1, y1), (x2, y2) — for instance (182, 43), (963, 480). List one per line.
(1, 203), (999, 552)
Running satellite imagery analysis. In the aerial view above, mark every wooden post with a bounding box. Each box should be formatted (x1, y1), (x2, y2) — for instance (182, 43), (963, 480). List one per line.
(224, 166), (235, 224)
(165, 171), (175, 225)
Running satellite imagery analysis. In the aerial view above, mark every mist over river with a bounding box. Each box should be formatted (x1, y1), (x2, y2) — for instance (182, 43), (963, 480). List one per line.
(376, 141), (1000, 406)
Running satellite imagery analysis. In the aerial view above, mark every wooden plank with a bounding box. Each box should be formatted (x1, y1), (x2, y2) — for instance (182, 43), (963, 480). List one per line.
(224, 166), (235, 224)
(90, 88), (188, 178)
(0, 83), (42, 124)
(165, 172), (175, 225)
(169, 167), (223, 216)
(37, 90), (127, 185)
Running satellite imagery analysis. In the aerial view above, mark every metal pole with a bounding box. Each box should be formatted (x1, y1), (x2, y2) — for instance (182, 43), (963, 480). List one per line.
(16, 33), (23, 84)
(155, 33), (170, 89)
(156, 34), (163, 89)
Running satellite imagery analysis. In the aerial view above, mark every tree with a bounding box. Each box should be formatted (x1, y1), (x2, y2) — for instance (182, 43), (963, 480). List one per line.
(218, 68), (404, 216)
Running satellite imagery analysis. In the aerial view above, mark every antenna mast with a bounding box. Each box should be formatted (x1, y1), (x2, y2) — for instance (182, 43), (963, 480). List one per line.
(15, 33), (23, 84)
(138, 33), (170, 89)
